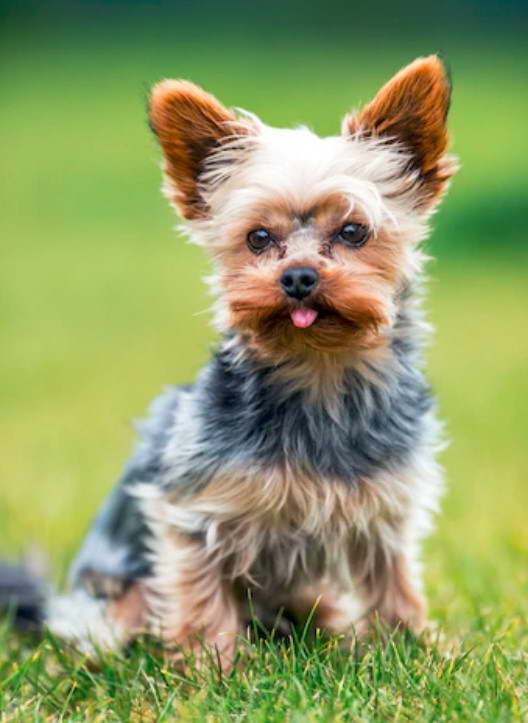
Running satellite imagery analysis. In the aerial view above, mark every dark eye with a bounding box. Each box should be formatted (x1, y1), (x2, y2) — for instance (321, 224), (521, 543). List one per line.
(336, 222), (369, 248)
(247, 228), (273, 254)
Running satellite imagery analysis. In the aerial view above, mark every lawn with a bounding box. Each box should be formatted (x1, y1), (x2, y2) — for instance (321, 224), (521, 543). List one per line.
(1, 15), (527, 721)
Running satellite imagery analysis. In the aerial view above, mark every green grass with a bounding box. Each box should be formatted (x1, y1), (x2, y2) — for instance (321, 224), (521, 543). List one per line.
(0, 624), (525, 721)
(1, 19), (528, 722)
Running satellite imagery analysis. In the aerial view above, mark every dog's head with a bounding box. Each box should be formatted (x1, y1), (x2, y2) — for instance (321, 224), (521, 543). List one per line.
(149, 57), (457, 360)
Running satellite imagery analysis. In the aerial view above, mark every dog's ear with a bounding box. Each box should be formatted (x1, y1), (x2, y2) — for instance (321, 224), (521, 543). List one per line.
(149, 80), (253, 219)
(343, 56), (457, 207)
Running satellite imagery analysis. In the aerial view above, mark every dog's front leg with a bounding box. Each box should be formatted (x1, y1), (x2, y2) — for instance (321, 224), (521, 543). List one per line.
(349, 535), (426, 637)
(289, 539), (424, 642)
(149, 530), (242, 671)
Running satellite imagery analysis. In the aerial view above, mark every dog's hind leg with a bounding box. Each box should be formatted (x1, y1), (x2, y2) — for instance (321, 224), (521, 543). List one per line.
(54, 468), (153, 652)
(48, 387), (183, 653)
(45, 475), (153, 653)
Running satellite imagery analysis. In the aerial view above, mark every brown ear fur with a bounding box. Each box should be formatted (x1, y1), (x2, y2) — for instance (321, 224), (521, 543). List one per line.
(149, 80), (246, 219)
(344, 56), (457, 205)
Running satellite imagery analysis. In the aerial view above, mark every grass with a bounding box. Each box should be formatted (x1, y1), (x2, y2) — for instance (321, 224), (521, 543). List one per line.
(0, 624), (525, 721)
(1, 17), (528, 721)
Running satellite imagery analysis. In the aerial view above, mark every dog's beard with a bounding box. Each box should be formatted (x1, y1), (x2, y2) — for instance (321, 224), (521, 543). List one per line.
(241, 305), (386, 356)
(225, 289), (391, 359)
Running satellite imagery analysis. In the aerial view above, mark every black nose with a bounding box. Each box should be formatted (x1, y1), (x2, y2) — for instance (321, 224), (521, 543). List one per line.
(280, 266), (319, 300)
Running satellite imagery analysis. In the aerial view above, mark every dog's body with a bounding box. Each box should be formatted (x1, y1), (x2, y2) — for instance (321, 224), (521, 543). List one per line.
(7, 56), (457, 666)
(67, 325), (439, 657)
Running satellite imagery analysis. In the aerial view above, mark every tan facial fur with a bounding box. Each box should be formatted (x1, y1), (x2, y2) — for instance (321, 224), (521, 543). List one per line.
(215, 192), (406, 359)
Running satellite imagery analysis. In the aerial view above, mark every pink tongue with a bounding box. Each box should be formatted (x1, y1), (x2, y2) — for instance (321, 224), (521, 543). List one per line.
(290, 308), (319, 329)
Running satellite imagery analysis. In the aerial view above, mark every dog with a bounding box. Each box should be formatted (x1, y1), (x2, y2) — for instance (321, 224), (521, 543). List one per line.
(3, 56), (457, 668)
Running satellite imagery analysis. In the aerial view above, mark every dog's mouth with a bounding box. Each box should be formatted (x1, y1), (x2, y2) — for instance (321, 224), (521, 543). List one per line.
(289, 307), (319, 329)
(285, 304), (360, 332)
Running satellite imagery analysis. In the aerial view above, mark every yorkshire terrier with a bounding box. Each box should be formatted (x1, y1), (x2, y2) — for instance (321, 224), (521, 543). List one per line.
(4, 56), (457, 667)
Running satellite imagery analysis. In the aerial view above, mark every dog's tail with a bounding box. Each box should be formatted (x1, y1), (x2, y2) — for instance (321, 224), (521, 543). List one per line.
(0, 560), (131, 654)
(0, 561), (46, 631)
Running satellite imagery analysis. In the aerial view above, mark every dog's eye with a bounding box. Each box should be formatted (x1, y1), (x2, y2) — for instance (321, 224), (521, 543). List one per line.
(247, 228), (273, 253)
(336, 223), (369, 248)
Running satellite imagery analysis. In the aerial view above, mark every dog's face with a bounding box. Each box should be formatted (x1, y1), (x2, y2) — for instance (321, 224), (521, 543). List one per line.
(149, 57), (457, 360)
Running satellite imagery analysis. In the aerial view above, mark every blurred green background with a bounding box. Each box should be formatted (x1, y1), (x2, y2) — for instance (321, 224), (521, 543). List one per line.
(1, 0), (527, 641)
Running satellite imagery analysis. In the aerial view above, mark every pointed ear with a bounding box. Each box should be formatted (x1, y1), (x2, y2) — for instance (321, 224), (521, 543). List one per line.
(343, 56), (458, 206)
(149, 80), (252, 219)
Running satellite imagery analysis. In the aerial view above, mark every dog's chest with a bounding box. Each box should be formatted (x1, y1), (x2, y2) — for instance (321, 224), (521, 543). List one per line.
(167, 461), (361, 588)
(181, 348), (431, 490)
